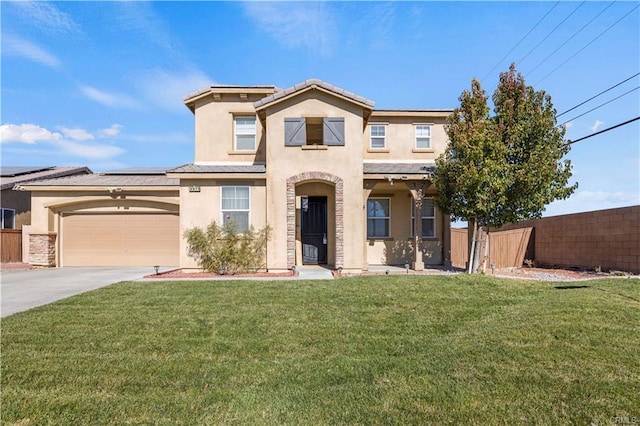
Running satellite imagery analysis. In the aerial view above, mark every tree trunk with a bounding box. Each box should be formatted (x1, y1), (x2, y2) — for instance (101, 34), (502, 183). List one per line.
(472, 226), (483, 273)
(468, 218), (477, 273)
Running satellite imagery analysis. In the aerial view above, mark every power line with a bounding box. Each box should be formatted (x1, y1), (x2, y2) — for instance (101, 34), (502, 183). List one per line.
(567, 116), (640, 145)
(481, 1), (560, 82)
(526, 1), (615, 77)
(557, 72), (640, 117)
(560, 86), (640, 126)
(517, 2), (586, 66)
(535, 3), (640, 85)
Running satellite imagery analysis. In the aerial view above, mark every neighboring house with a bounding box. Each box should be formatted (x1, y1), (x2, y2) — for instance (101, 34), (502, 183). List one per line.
(0, 166), (91, 230)
(23, 79), (453, 271)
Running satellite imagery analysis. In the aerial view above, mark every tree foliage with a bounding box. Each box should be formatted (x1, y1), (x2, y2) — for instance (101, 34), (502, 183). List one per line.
(184, 221), (271, 274)
(435, 64), (576, 229)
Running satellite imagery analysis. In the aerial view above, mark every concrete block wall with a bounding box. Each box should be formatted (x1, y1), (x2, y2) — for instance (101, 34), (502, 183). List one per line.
(501, 206), (639, 274)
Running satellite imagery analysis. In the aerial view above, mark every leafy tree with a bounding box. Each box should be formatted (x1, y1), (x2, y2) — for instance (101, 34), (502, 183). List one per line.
(184, 221), (271, 274)
(435, 64), (576, 272)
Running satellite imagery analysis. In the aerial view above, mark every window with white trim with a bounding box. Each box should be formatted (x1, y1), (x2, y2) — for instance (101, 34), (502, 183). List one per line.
(367, 198), (390, 238)
(1, 208), (15, 229)
(234, 116), (256, 151)
(410, 198), (436, 238)
(370, 124), (386, 149)
(221, 186), (250, 232)
(415, 125), (431, 149)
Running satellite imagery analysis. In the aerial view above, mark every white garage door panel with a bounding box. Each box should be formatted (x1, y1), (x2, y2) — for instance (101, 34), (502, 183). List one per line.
(63, 213), (179, 266)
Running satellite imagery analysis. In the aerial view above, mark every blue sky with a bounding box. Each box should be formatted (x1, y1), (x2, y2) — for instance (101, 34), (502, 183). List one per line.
(1, 1), (638, 217)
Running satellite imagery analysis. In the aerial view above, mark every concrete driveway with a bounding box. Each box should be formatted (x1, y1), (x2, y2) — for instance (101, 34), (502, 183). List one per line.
(1, 267), (161, 318)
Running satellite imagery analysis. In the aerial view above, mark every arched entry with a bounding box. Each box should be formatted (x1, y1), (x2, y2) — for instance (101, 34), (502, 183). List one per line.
(286, 172), (343, 269)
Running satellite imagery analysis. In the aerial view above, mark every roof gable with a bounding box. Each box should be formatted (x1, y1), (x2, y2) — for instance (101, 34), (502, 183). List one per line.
(253, 79), (375, 111)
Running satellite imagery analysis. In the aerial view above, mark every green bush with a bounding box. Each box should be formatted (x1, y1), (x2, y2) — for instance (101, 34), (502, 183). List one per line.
(184, 221), (270, 274)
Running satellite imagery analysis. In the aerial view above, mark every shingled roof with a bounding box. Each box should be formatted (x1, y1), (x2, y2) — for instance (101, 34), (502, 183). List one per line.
(168, 164), (267, 174)
(253, 79), (375, 110)
(363, 163), (436, 175)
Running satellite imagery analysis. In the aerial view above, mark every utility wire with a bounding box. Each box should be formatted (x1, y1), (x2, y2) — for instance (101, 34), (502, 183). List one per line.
(517, 2), (586, 66)
(481, 1), (560, 82)
(557, 72), (640, 117)
(560, 86), (640, 126)
(535, 3), (640, 85)
(526, 1), (615, 77)
(567, 116), (640, 145)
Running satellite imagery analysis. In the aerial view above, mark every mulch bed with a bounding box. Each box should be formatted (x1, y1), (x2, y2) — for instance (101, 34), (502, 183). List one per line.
(144, 269), (298, 279)
(494, 266), (624, 282)
(0, 263), (33, 270)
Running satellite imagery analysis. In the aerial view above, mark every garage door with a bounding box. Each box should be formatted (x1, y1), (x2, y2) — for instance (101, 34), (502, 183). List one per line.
(62, 213), (179, 266)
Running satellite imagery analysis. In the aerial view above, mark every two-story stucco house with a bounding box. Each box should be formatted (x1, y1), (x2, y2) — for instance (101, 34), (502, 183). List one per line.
(22, 79), (452, 272)
(171, 79), (453, 273)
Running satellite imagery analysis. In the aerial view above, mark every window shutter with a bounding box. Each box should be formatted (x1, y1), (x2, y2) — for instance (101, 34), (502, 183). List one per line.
(323, 117), (345, 146)
(284, 117), (306, 146)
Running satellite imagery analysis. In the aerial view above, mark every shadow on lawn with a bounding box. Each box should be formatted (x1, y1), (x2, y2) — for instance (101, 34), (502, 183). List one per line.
(554, 285), (590, 290)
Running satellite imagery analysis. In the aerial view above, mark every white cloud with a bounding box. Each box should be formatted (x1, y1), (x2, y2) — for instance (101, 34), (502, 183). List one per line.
(0, 123), (61, 144)
(99, 124), (124, 138)
(80, 85), (139, 109)
(11, 1), (80, 34)
(56, 140), (125, 160)
(134, 68), (211, 113)
(60, 127), (94, 141)
(0, 122), (124, 161)
(591, 120), (604, 132)
(2, 35), (62, 70)
(242, 2), (336, 55)
(563, 122), (574, 130)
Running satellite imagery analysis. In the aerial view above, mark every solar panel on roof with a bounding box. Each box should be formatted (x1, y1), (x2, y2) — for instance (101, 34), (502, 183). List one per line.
(0, 166), (54, 177)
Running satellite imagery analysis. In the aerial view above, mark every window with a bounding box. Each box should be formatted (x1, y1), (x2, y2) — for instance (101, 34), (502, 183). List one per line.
(410, 198), (436, 238)
(415, 125), (431, 149)
(284, 117), (345, 146)
(370, 125), (386, 149)
(235, 116), (256, 151)
(221, 186), (250, 232)
(367, 198), (390, 238)
(1, 208), (15, 229)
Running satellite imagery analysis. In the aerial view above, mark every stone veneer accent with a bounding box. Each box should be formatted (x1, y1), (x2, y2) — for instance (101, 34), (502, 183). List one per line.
(286, 172), (344, 269)
(30, 233), (57, 266)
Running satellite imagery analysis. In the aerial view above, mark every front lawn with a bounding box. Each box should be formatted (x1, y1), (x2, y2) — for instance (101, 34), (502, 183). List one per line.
(1, 275), (638, 424)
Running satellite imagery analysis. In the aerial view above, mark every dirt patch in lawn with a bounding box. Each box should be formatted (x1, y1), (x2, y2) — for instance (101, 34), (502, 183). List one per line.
(494, 266), (632, 282)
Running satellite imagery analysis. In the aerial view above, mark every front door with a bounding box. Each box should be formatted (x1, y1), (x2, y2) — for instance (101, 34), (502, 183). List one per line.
(301, 196), (327, 264)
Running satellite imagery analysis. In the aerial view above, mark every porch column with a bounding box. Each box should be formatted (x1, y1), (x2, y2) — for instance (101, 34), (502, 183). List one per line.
(411, 188), (425, 271)
(362, 182), (376, 270)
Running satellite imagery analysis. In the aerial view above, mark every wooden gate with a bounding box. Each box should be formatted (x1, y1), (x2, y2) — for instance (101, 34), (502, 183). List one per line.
(449, 227), (533, 270)
(1, 230), (22, 263)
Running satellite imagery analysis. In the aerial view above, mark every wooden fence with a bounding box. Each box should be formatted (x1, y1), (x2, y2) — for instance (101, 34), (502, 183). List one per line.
(1, 229), (22, 263)
(450, 227), (533, 271)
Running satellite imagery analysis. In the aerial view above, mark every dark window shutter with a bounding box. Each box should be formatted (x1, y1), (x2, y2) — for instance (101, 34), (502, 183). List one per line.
(323, 117), (345, 146)
(284, 117), (306, 146)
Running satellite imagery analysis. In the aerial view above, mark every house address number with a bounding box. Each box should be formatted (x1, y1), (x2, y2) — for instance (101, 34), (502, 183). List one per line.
(189, 185), (201, 193)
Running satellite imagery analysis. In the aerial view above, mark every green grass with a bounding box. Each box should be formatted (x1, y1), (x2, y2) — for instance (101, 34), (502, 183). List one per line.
(2, 275), (639, 425)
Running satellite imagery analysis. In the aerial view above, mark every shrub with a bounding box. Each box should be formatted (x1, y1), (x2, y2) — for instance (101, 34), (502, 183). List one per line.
(184, 221), (271, 274)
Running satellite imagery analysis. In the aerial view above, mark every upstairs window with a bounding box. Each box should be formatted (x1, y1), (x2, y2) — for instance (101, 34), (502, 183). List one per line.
(370, 125), (386, 149)
(1, 208), (15, 229)
(410, 198), (436, 238)
(415, 125), (431, 149)
(284, 117), (345, 146)
(221, 186), (250, 232)
(235, 116), (256, 151)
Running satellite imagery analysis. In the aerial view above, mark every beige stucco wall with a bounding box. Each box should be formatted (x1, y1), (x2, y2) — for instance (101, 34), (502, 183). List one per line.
(192, 93), (271, 164)
(178, 179), (267, 270)
(262, 90), (367, 271)
(363, 115), (449, 161)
